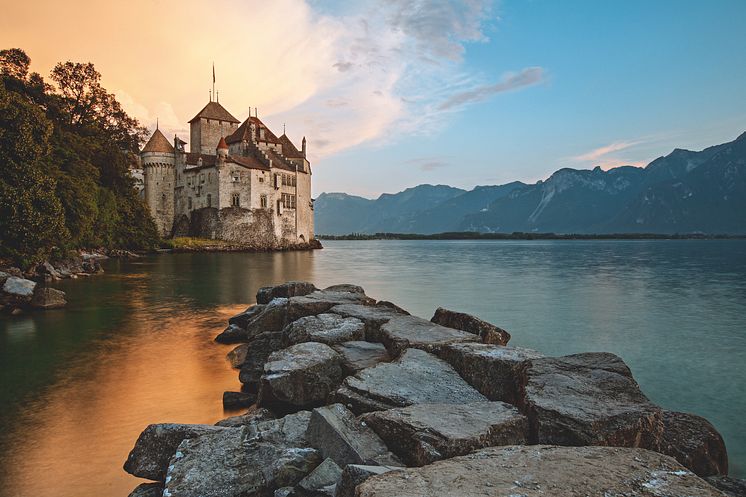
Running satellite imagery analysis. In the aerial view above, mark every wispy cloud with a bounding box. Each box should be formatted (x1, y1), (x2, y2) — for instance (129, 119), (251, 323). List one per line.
(403, 156), (451, 171)
(437, 67), (545, 111)
(572, 140), (644, 162)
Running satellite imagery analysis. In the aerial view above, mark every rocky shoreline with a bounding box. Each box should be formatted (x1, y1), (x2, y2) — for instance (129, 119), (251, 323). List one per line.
(123, 282), (744, 497)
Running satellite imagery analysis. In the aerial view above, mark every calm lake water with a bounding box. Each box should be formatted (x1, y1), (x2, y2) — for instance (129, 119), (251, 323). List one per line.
(1, 240), (745, 496)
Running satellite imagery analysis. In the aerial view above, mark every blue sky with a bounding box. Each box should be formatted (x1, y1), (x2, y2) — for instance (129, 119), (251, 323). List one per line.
(311, 0), (746, 196)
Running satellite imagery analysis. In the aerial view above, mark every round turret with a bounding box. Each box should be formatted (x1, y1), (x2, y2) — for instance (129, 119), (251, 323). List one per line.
(141, 129), (176, 237)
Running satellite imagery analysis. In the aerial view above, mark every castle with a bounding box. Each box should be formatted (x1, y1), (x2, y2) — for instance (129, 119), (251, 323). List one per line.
(140, 99), (315, 249)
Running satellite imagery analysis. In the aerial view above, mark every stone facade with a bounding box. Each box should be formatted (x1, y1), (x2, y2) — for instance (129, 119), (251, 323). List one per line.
(141, 100), (315, 248)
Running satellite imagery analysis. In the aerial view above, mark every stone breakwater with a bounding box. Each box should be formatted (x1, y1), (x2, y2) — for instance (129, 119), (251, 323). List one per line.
(123, 282), (745, 497)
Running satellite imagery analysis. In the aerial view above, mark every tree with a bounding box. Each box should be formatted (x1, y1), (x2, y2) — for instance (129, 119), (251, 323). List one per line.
(0, 48), (30, 80)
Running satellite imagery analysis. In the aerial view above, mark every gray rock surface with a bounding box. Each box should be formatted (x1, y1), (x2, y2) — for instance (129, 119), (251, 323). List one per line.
(285, 314), (365, 346)
(363, 402), (527, 466)
(1, 276), (37, 306)
(215, 323), (250, 344)
(128, 482), (163, 497)
(332, 341), (390, 374)
(30, 286), (66, 309)
(247, 411), (313, 447)
(431, 307), (511, 345)
(123, 423), (228, 481)
(323, 284), (366, 294)
(329, 304), (403, 338)
(226, 343), (249, 368)
(376, 315), (479, 356)
(660, 410), (728, 477)
(223, 391), (257, 410)
(334, 465), (402, 497)
(706, 475), (746, 497)
(287, 291), (376, 322)
(295, 457), (342, 497)
(260, 343), (344, 408)
(355, 445), (724, 497)
(216, 407), (277, 428)
(257, 282), (318, 304)
(238, 331), (285, 390)
(519, 353), (663, 448)
(333, 348), (487, 414)
(438, 342), (543, 403)
(305, 404), (402, 467)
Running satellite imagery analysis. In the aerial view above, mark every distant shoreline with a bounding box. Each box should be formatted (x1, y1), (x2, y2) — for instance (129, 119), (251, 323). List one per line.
(317, 232), (746, 241)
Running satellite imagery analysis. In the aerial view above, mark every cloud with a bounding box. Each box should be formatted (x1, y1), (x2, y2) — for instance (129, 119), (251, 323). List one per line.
(573, 140), (644, 162)
(404, 157), (451, 171)
(436, 67), (546, 111)
(570, 139), (649, 170)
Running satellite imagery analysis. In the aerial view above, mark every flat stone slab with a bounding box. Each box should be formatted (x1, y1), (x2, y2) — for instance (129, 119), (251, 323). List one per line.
(329, 304), (404, 338)
(363, 402), (527, 466)
(356, 445), (724, 497)
(519, 352), (664, 448)
(332, 341), (390, 374)
(659, 410), (728, 477)
(438, 342), (543, 403)
(123, 423), (228, 481)
(285, 313), (365, 346)
(431, 307), (510, 345)
(305, 403), (401, 467)
(247, 411), (313, 447)
(215, 407), (276, 428)
(376, 315), (479, 356)
(335, 465), (403, 497)
(333, 348), (487, 414)
(286, 291), (376, 322)
(260, 343), (344, 408)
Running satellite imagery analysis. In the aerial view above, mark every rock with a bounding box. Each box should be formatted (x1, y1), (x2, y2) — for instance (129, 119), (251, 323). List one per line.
(223, 391), (257, 410)
(1, 276), (37, 306)
(329, 304), (403, 339)
(128, 482), (163, 497)
(216, 323), (249, 344)
(37, 261), (61, 280)
(285, 314), (365, 346)
(247, 411), (313, 447)
(216, 407), (277, 427)
(123, 423), (228, 481)
(257, 281), (318, 304)
(238, 331), (285, 390)
(363, 402), (527, 466)
(259, 342), (344, 408)
(355, 445), (723, 497)
(438, 343), (543, 403)
(305, 404), (402, 467)
(227, 303), (266, 329)
(332, 341), (390, 375)
(287, 291), (376, 322)
(375, 300), (410, 315)
(518, 352), (663, 448)
(295, 458), (342, 497)
(375, 315), (479, 357)
(221, 300), (288, 343)
(226, 343), (249, 368)
(334, 465), (402, 497)
(274, 488), (296, 497)
(333, 348), (487, 414)
(0, 271), (9, 285)
(30, 286), (66, 309)
(163, 426), (322, 497)
(430, 307), (511, 345)
(323, 284), (365, 294)
(659, 410), (728, 477)
(706, 475), (746, 497)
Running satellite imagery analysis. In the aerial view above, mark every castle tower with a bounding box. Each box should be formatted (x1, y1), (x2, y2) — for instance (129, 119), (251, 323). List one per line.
(141, 128), (176, 237)
(188, 101), (240, 154)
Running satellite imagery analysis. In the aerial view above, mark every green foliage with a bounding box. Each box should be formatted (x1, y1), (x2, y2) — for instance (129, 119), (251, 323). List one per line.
(0, 48), (159, 268)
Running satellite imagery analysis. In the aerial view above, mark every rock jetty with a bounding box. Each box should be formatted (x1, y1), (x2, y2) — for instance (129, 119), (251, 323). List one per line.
(124, 281), (741, 497)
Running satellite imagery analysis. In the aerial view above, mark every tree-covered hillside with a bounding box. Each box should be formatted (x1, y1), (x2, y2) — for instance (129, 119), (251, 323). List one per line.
(0, 48), (158, 267)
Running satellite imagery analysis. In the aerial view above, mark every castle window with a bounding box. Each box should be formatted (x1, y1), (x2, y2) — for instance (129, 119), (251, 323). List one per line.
(200, 173), (205, 184)
(231, 193), (240, 207)
(207, 194), (212, 207)
(208, 173), (212, 184)
(188, 197), (192, 210)
(281, 193), (297, 209)
(260, 194), (268, 208)
(232, 173), (240, 183)
(259, 176), (264, 183)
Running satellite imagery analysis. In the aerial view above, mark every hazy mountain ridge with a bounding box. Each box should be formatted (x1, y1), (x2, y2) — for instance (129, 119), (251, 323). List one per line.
(315, 133), (746, 234)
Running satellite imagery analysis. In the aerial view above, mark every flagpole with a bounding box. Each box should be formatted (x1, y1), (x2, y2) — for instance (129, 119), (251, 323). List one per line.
(212, 63), (215, 102)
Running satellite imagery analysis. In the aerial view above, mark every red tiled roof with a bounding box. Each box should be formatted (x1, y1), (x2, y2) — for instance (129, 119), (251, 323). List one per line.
(188, 101), (240, 124)
(225, 116), (281, 144)
(217, 136), (228, 150)
(142, 128), (174, 153)
(185, 153), (217, 167)
(231, 155), (270, 170)
(279, 134), (304, 158)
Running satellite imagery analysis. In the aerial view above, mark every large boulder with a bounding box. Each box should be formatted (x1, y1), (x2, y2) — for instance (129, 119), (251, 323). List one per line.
(333, 348), (487, 414)
(334, 465), (402, 497)
(329, 304), (403, 338)
(128, 483), (163, 497)
(163, 426), (321, 497)
(518, 353), (664, 449)
(30, 286), (67, 309)
(323, 284), (366, 294)
(227, 304), (266, 329)
(355, 445), (724, 497)
(706, 475), (746, 497)
(123, 423), (228, 481)
(216, 407), (276, 428)
(247, 411), (313, 447)
(259, 343), (344, 408)
(286, 291), (376, 322)
(659, 410), (728, 477)
(1, 276), (37, 306)
(438, 343), (543, 403)
(220, 299), (289, 344)
(294, 457), (342, 497)
(430, 307), (511, 345)
(257, 281), (318, 304)
(305, 404), (401, 467)
(223, 391), (257, 410)
(362, 402), (527, 466)
(332, 341), (390, 375)
(375, 315), (479, 357)
(238, 331), (285, 390)
(226, 343), (249, 368)
(284, 314), (365, 346)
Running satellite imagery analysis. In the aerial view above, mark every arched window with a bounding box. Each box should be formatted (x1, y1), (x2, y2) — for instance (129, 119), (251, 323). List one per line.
(231, 193), (240, 207)
(207, 193), (212, 207)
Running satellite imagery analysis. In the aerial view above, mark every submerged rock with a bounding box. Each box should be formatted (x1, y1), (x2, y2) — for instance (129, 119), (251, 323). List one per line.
(430, 307), (511, 345)
(259, 342), (344, 408)
(284, 314), (365, 346)
(305, 403), (401, 467)
(659, 410), (728, 477)
(333, 348), (487, 414)
(375, 315), (479, 357)
(30, 286), (67, 309)
(334, 465), (402, 497)
(356, 445), (723, 497)
(363, 402), (527, 466)
(123, 423), (228, 481)
(257, 282), (318, 304)
(332, 341), (390, 375)
(518, 352), (663, 448)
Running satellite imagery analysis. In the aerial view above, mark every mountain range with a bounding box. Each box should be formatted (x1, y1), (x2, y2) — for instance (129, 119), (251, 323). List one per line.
(314, 132), (746, 235)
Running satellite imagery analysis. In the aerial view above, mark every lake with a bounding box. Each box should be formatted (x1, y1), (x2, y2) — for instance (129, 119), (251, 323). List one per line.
(1, 239), (745, 497)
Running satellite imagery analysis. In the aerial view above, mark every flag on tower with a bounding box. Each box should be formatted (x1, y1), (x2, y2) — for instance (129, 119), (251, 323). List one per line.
(212, 63), (215, 84)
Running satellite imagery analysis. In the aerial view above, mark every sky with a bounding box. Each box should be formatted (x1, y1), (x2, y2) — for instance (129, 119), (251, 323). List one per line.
(2, 0), (745, 198)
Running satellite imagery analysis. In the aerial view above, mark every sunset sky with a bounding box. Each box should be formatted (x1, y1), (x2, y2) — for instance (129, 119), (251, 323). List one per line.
(2, 0), (745, 197)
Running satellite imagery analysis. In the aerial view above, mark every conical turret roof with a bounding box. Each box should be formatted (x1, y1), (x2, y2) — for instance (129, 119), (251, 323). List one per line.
(217, 136), (228, 150)
(142, 128), (174, 153)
